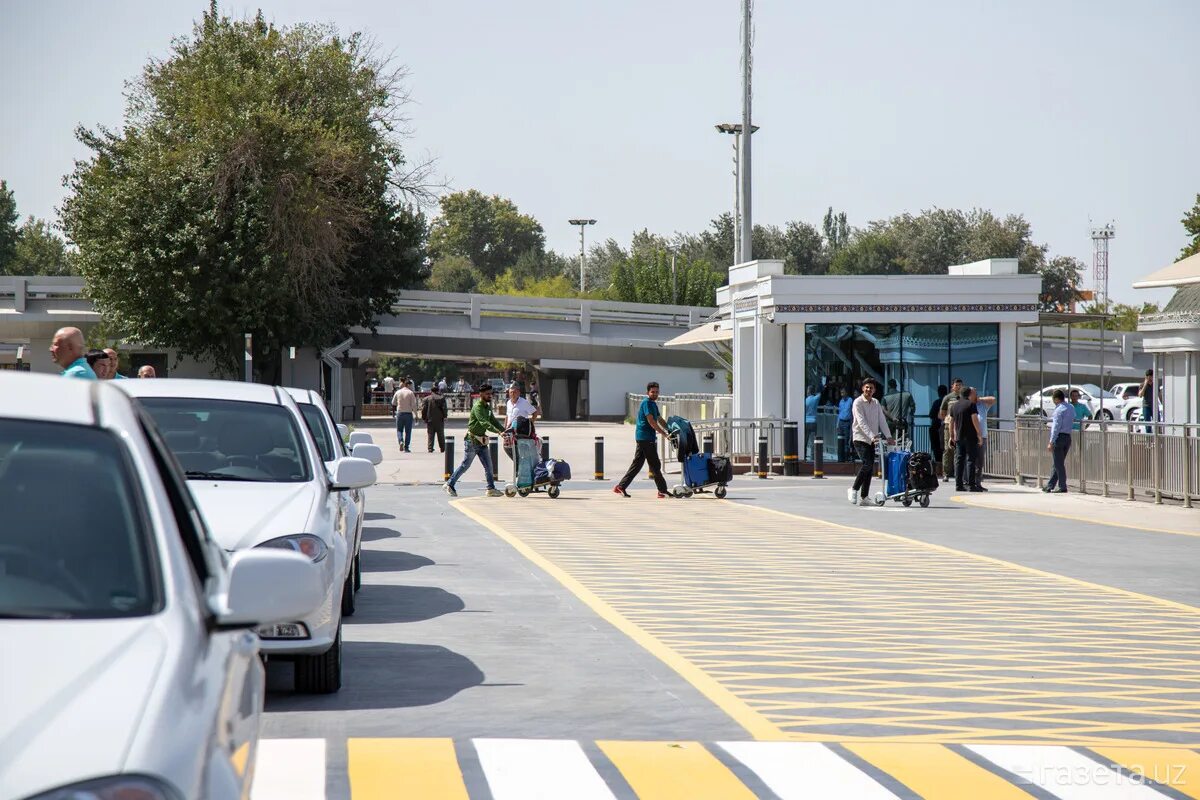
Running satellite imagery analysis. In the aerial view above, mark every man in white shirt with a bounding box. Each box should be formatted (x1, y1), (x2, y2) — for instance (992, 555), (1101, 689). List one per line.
(505, 383), (539, 429)
(391, 380), (419, 452)
(382, 375), (395, 395)
(848, 378), (892, 506)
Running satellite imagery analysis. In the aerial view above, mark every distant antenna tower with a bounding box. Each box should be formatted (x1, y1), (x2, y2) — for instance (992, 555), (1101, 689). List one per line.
(1090, 223), (1115, 310)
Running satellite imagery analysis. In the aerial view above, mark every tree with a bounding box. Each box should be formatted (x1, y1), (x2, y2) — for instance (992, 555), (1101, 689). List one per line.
(427, 189), (545, 279)
(0, 181), (17, 272)
(1181, 194), (1200, 259)
(783, 220), (827, 275)
(7, 217), (74, 276)
(608, 249), (722, 306)
(822, 207), (850, 253)
(1037, 255), (1085, 312)
(426, 255), (482, 293)
(61, 6), (426, 379)
(697, 213), (735, 267)
(1077, 301), (1160, 331)
(828, 230), (903, 275)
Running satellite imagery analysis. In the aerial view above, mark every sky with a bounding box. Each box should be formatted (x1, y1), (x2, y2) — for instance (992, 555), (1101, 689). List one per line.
(2, 0), (1197, 305)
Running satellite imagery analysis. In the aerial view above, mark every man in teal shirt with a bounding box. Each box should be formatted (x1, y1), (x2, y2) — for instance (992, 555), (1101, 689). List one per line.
(444, 384), (504, 497)
(51, 327), (96, 379)
(1068, 388), (1090, 431)
(615, 381), (670, 498)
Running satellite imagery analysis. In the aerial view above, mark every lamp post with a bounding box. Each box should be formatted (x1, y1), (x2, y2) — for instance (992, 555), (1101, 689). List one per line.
(568, 218), (597, 293)
(715, 123), (758, 265)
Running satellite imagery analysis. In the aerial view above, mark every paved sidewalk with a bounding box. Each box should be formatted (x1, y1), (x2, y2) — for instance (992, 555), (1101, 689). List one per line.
(952, 484), (1198, 537)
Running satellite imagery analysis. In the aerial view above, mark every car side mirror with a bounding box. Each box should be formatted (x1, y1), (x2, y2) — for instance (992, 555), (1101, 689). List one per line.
(351, 442), (383, 466)
(336, 423), (349, 441)
(347, 431), (374, 447)
(331, 456), (376, 490)
(215, 550), (323, 628)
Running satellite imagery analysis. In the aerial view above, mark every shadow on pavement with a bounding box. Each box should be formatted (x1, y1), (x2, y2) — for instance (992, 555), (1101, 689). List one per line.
(347, 584), (465, 624)
(265, 641), (485, 711)
(361, 550), (435, 573)
(364, 512), (396, 521)
(361, 525), (401, 542)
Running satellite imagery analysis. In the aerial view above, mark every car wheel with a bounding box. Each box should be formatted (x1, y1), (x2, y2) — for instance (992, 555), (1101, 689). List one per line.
(1099, 410), (1113, 420)
(340, 571), (355, 617)
(295, 626), (342, 694)
(353, 553), (362, 593)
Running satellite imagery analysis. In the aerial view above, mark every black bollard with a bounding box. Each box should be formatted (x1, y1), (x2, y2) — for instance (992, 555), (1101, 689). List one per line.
(541, 435), (550, 462)
(594, 436), (604, 480)
(757, 434), (769, 479)
(782, 420), (799, 476)
(489, 437), (499, 481)
(813, 436), (825, 479)
(443, 438), (454, 483)
(702, 433), (714, 455)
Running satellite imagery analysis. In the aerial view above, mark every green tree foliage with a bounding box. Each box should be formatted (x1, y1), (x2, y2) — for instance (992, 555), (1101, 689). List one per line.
(427, 255), (483, 293)
(8, 217), (74, 276)
(1181, 194), (1200, 259)
(609, 250), (722, 306)
(0, 181), (18, 271)
(1037, 256), (1085, 312)
(822, 207), (850, 253)
(373, 355), (449, 385)
(488, 270), (580, 298)
(427, 190), (545, 279)
(61, 6), (425, 379)
(828, 230), (904, 275)
(1076, 301), (1160, 331)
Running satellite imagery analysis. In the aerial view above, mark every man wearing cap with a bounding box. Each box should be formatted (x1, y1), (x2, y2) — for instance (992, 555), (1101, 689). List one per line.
(52, 327), (96, 379)
(445, 383), (505, 497)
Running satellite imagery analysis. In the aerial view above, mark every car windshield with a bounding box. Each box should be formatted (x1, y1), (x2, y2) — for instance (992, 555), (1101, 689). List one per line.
(139, 398), (312, 483)
(298, 402), (337, 463)
(0, 419), (158, 619)
(1078, 384), (1115, 399)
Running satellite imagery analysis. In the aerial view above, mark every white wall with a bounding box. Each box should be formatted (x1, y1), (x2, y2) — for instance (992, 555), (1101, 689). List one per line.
(586, 361), (724, 417)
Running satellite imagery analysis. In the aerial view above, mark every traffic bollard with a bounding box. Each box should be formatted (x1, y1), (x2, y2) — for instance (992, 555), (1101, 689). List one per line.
(541, 435), (550, 462)
(813, 436), (825, 479)
(489, 437), (499, 481)
(702, 433), (714, 455)
(757, 434), (769, 479)
(783, 420), (799, 476)
(594, 436), (604, 480)
(444, 439), (454, 482)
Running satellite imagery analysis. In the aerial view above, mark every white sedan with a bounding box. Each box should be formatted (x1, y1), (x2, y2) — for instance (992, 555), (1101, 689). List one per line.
(1019, 384), (1119, 419)
(117, 378), (376, 693)
(0, 373), (324, 800)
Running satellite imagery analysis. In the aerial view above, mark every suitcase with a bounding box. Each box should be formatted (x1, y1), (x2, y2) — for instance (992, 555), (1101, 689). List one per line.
(684, 453), (712, 487)
(708, 455), (734, 484)
(885, 450), (911, 496)
(907, 451), (938, 492)
(515, 437), (539, 488)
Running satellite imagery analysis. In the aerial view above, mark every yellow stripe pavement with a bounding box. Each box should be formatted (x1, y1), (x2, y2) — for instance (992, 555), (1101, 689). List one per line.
(846, 742), (1032, 799)
(348, 738), (469, 800)
(598, 740), (758, 799)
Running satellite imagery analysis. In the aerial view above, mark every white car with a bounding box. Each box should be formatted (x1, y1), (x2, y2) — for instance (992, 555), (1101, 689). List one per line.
(117, 378), (376, 693)
(0, 373), (323, 800)
(1019, 384), (1119, 419)
(284, 387), (383, 612)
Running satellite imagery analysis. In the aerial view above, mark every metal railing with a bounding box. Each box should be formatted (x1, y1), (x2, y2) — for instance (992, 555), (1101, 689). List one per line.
(983, 417), (1198, 507)
(625, 392), (732, 426)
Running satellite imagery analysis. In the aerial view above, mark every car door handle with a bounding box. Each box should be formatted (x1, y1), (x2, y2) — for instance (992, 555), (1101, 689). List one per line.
(232, 632), (257, 655)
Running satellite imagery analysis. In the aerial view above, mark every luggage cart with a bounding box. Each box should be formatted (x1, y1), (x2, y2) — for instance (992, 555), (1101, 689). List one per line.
(872, 438), (932, 508)
(667, 421), (730, 499)
(502, 430), (562, 498)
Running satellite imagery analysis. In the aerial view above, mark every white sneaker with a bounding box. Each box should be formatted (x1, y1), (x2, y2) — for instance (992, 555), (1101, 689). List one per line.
(847, 488), (858, 505)
(485, 488), (503, 497)
(443, 482), (457, 497)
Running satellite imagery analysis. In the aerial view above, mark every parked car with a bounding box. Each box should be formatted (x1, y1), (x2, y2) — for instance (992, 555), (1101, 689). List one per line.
(419, 380), (434, 394)
(284, 387), (382, 608)
(0, 373), (324, 800)
(116, 379), (377, 693)
(1018, 383), (1119, 419)
(489, 378), (506, 395)
(1109, 382), (1142, 402)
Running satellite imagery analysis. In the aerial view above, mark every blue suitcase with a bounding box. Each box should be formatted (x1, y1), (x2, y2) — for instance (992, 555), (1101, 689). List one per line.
(886, 450), (911, 496)
(684, 453), (712, 488)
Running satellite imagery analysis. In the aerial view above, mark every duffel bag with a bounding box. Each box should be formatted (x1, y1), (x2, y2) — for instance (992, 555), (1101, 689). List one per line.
(908, 451), (938, 492)
(708, 455), (734, 483)
(546, 458), (572, 482)
(532, 460), (550, 484)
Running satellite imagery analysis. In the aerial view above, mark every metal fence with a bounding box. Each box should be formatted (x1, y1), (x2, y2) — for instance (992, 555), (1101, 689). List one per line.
(983, 418), (1198, 507)
(625, 392), (732, 426)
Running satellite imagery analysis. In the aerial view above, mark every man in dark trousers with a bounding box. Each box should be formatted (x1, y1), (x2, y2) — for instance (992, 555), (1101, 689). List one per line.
(949, 386), (984, 492)
(938, 377), (964, 482)
(614, 381), (671, 498)
(421, 384), (448, 453)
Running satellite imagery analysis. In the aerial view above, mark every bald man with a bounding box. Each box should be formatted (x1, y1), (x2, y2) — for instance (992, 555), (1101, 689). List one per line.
(137, 365), (157, 378)
(103, 347), (127, 379)
(51, 327), (97, 380)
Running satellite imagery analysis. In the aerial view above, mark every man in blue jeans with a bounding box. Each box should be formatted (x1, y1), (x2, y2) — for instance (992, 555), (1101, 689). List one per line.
(391, 379), (418, 452)
(836, 387), (854, 461)
(444, 384), (504, 497)
(614, 381), (670, 498)
(1044, 389), (1074, 493)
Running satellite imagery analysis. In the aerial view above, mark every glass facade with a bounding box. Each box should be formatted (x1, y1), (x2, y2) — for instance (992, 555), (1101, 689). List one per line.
(804, 324), (999, 461)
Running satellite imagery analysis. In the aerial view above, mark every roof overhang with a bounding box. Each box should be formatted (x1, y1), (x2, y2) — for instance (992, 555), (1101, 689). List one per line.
(662, 319), (732, 347)
(1132, 252), (1200, 289)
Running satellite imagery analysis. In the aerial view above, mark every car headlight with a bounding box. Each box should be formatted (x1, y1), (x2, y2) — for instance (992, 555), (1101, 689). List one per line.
(256, 534), (328, 563)
(26, 775), (181, 800)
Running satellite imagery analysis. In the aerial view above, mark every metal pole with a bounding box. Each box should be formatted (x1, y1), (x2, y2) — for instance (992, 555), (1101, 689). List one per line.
(1153, 352), (1162, 504)
(444, 439), (454, 483)
(671, 251), (677, 305)
(739, 0), (753, 263)
(490, 437), (499, 482)
(813, 436), (825, 479)
(579, 225), (586, 294)
(732, 134), (741, 263)
(1099, 316), (1108, 496)
(244, 333), (252, 383)
(1066, 323), (1072, 395)
(782, 420), (799, 476)
(541, 435), (550, 462)
(594, 436), (604, 480)
(757, 434), (768, 479)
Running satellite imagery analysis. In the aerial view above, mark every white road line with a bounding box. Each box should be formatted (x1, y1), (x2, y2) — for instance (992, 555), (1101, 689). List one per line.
(251, 738), (326, 800)
(719, 741), (901, 799)
(967, 745), (1174, 799)
(474, 738), (617, 800)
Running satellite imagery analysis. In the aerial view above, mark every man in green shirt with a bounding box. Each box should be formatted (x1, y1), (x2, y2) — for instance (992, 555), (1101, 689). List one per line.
(1069, 388), (1090, 431)
(938, 377), (963, 481)
(444, 384), (504, 497)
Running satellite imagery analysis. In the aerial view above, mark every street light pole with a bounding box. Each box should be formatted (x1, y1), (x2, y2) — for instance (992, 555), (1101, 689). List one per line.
(568, 218), (596, 294)
(739, 0), (753, 263)
(715, 123), (759, 266)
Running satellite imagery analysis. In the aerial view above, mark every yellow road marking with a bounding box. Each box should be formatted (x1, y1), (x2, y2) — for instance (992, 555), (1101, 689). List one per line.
(451, 500), (783, 740)
(1089, 746), (1200, 798)
(597, 740), (757, 800)
(348, 738), (469, 800)
(231, 742), (250, 777)
(846, 743), (1033, 799)
(950, 494), (1200, 537)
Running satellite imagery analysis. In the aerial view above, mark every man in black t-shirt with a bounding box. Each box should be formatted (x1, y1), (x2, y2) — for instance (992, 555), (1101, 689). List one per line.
(949, 386), (983, 492)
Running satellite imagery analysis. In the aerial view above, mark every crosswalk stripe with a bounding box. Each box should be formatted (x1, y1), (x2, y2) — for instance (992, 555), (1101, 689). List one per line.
(846, 743), (1033, 799)
(598, 740), (757, 800)
(968, 745), (1177, 799)
(251, 738), (325, 800)
(718, 741), (901, 799)
(1089, 747), (1200, 799)
(348, 738), (468, 800)
(474, 738), (617, 800)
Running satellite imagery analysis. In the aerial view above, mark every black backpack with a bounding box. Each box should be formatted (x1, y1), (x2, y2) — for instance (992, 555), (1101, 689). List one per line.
(708, 455), (734, 484)
(908, 451), (938, 492)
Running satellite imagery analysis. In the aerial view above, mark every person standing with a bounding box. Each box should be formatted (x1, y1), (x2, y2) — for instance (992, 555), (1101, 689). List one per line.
(949, 387), (984, 492)
(103, 348), (127, 379)
(86, 349), (112, 379)
(614, 381), (670, 498)
(52, 328), (96, 379)
(1138, 369), (1155, 433)
(848, 378), (892, 506)
(928, 384), (948, 471)
(836, 387), (855, 462)
(421, 384), (449, 453)
(882, 379), (914, 443)
(137, 365), (157, 378)
(1044, 389), (1074, 493)
(444, 384), (504, 497)
(392, 379), (419, 452)
(973, 392), (996, 491)
(382, 375), (395, 395)
(1068, 388), (1089, 432)
(437, 376), (448, 392)
(804, 386), (820, 459)
(938, 377), (964, 483)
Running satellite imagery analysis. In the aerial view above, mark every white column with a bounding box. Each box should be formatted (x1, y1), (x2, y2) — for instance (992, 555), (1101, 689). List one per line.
(733, 317), (756, 418)
(998, 322), (1018, 423)
(755, 320), (784, 418)
(784, 323), (806, 422)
